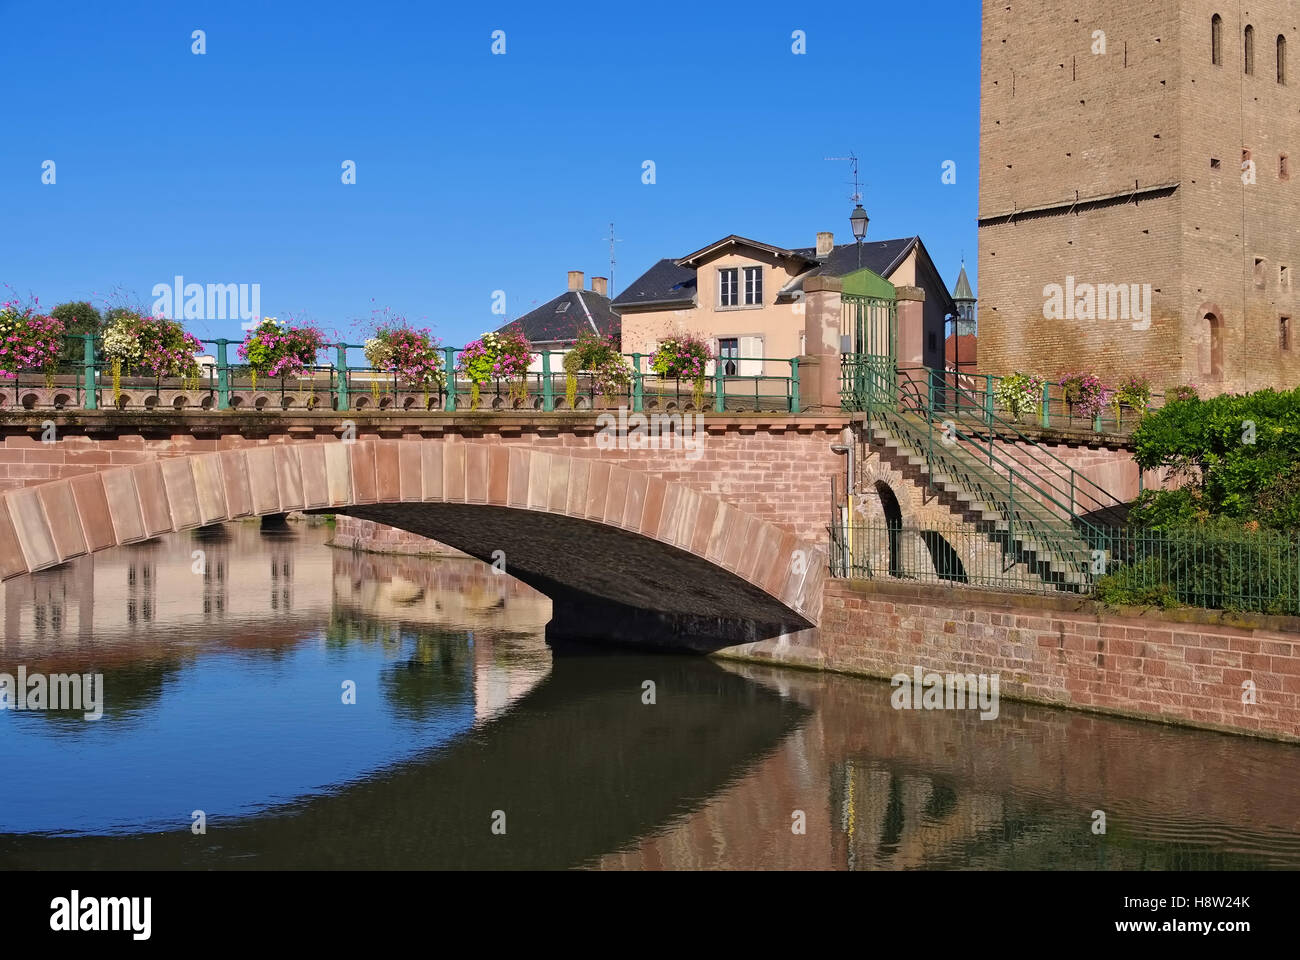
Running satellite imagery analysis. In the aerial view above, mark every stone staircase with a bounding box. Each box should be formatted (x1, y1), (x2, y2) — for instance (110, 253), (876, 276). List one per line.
(868, 409), (1095, 590)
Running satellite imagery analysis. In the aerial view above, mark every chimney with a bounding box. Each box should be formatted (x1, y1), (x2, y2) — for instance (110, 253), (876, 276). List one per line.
(568, 270), (584, 291)
(591, 276), (608, 297)
(816, 232), (835, 258)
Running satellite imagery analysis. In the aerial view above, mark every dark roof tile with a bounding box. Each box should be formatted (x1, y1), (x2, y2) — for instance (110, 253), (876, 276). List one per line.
(496, 290), (620, 344)
(610, 259), (697, 308)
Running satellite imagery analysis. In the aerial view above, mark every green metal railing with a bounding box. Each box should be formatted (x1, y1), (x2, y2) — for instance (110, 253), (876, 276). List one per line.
(902, 368), (1129, 525)
(932, 369), (1166, 435)
(830, 521), (1300, 616)
(1, 335), (802, 414)
(840, 355), (1132, 589)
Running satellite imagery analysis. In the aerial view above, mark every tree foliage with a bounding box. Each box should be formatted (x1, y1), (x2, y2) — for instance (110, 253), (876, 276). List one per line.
(49, 301), (102, 368)
(1130, 387), (1300, 530)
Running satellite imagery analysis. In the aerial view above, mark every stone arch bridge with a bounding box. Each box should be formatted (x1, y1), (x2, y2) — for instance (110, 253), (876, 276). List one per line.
(0, 412), (847, 649)
(0, 410), (1151, 651)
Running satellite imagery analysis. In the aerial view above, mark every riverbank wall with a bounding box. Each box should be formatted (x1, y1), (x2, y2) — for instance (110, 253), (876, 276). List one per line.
(724, 579), (1300, 743)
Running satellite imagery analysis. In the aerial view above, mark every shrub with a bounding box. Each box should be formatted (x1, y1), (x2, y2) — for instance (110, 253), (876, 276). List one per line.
(50, 301), (102, 369)
(1131, 385), (1300, 529)
(1094, 559), (1180, 610)
(1095, 521), (1300, 615)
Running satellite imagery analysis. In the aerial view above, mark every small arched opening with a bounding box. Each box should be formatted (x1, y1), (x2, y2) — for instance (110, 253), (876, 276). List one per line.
(875, 481), (905, 577)
(1204, 309), (1224, 380)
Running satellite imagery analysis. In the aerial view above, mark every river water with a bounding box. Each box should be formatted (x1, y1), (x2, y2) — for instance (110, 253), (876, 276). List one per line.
(1, 521), (1298, 870)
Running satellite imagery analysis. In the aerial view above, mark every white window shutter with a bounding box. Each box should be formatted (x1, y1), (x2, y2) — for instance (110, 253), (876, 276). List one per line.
(739, 336), (763, 376)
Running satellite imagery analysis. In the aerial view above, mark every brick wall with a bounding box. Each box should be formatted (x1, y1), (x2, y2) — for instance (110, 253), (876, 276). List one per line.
(813, 579), (1300, 741)
(979, 0), (1300, 395)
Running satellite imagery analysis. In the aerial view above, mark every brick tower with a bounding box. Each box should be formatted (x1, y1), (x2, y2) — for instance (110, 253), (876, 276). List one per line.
(978, 1), (1300, 395)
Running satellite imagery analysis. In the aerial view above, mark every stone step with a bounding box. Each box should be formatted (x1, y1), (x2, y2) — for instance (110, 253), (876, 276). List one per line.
(871, 411), (1098, 592)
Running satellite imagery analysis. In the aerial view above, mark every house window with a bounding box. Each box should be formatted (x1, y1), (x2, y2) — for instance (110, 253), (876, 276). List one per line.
(1245, 25), (1255, 74)
(1210, 157), (1221, 169)
(1282, 155), (1291, 180)
(718, 268), (738, 307)
(1212, 14), (1223, 66)
(1282, 265), (1290, 288)
(1255, 257), (1267, 286)
(743, 266), (763, 305)
(719, 337), (739, 375)
(1279, 34), (1288, 84)
(1282, 316), (1292, 351)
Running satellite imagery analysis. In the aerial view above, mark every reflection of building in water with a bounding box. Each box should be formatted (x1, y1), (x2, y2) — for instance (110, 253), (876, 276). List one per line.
(0, 522), (334, 651)
(2, 554), (96, 648)
(202, 550), (226, 618)
(472, 632), (549, 724)
(269, 543), (292, 612)
(0, 521), (552, 725)
(126, 555), (154, 626)
(0, 522), (554, 653)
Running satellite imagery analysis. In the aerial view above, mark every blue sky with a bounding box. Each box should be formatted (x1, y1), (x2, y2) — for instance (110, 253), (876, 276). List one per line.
(0, 0), (979, 348)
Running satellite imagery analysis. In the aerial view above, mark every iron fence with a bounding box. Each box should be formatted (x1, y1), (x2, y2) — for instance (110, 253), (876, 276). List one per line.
(829, 520), (1300, 615)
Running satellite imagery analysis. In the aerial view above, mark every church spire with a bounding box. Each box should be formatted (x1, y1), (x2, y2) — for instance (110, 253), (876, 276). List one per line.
(952, 261), (975, 301)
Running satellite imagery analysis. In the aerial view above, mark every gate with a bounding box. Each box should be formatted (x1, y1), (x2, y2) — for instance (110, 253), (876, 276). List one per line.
(840, 294), (897, 410)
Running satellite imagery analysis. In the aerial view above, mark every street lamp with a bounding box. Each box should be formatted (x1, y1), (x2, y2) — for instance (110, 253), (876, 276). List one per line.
(850, 204), (869, 269)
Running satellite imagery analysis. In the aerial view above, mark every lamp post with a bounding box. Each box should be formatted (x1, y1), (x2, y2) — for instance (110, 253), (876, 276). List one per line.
(850, 203), (869, 269)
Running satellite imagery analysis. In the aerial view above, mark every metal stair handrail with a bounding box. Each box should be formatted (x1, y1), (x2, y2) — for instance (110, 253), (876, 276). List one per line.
(901, 369), (1128, 526)
(842, 356), (1113, 585)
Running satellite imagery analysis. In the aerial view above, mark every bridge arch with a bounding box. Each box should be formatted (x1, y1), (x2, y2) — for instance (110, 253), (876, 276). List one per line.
(0, 441), (825, 649)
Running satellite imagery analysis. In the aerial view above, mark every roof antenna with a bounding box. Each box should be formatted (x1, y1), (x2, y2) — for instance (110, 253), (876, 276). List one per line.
(824, 152), (863, 204)
(605, 222), (623, 298)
